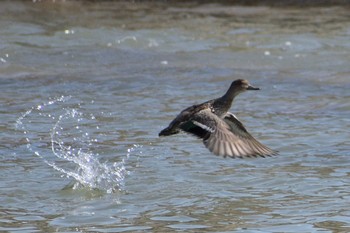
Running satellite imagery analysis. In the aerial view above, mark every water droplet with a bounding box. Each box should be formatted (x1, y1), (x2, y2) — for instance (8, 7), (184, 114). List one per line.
(148, 39), (159, 47)
(64, 29), (74, 35)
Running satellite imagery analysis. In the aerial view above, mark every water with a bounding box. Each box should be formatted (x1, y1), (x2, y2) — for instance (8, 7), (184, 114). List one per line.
(15, 95), (130, 193)
(1, 1), (350, 232)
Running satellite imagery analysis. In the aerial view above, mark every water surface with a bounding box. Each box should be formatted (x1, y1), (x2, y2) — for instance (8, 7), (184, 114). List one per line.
(1, 1), (350, 232)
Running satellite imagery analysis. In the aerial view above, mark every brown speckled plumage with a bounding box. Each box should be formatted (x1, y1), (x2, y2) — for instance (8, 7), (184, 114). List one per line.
(159, 79), (278, 158)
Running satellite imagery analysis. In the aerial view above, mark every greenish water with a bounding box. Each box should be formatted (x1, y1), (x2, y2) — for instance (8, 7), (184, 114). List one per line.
(1, 1), (350, 232)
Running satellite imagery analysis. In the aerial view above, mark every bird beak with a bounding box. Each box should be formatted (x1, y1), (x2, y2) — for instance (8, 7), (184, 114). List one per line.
(247, 85), (260, 90)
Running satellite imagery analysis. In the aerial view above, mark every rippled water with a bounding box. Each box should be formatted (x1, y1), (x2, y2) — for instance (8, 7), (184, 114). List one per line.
(1, 1), (350, 232)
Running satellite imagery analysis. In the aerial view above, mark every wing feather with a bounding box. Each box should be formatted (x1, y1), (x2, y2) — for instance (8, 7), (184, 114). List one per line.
(175, 108), (277, 158)
(194, 110), (277, 158)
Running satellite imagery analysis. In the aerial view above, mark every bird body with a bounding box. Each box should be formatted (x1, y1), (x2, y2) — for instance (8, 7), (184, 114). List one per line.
(159, 79), (277, 158)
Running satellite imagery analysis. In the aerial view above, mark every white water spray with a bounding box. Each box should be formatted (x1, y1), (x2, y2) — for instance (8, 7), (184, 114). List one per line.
(15, 96), (138, 193)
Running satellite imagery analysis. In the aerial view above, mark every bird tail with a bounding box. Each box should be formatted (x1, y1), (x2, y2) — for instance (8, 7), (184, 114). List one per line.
(159, 127), (179, 136)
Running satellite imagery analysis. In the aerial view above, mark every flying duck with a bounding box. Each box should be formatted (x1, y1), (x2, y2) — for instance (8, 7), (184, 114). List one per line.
(159, 79), (277, 158)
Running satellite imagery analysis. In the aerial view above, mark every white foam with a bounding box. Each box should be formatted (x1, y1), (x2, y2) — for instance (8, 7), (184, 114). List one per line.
(15, 96), (132, 193)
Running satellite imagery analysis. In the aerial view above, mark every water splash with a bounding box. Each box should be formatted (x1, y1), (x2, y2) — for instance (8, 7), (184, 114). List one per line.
(15, 96), (134, 193)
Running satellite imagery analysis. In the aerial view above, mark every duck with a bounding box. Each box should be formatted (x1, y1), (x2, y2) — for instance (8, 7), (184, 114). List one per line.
(159, 79), (277, 158)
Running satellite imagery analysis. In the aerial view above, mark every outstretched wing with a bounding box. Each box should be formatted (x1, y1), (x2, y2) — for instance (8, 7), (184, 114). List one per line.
(184, 109), (277, 158)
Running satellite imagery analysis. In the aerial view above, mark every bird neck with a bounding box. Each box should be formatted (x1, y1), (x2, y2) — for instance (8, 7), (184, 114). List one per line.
(221, 85), (241, 104)
(213, 86), (241, 116)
